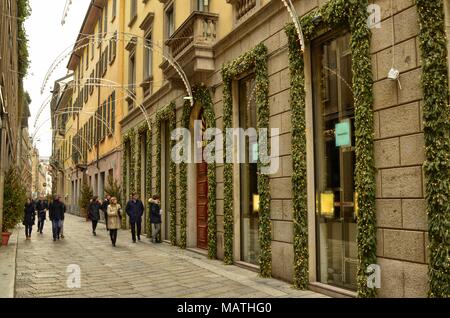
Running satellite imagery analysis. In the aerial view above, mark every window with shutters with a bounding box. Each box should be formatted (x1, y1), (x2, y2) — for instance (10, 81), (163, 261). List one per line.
(90, 71), (94, 95)
(104, 3), (108, 35)
(102, 101), (107, 140)
(86, 46), (89, 70)
(112, 0), (117, 21)
(107, 96), (111, 137)
(130, 0), (137, 27)
(111, 91), (116, 133)
(109, 32), (117, 64)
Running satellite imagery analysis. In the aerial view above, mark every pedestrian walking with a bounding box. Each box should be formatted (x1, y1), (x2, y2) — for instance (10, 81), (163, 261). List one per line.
(107, 197), (121, 247)
(49, 195), (66, 241)
(35, 195), (48, 234)
(125, 193), (144, 243)
(88, 196), (102, 236)
(23, 198), (36, 240)
(149, 195), (162, 243)
(101, 195), (111, 231)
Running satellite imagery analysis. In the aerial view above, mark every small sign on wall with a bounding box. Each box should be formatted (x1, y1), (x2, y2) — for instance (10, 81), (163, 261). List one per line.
(335, 119), (352, 147)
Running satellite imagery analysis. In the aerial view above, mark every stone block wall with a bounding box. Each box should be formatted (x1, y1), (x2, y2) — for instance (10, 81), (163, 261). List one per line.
(371, 0), (428, 297)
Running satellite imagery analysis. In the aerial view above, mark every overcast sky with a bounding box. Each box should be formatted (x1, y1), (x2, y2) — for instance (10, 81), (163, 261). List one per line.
(24, 0), (91, 158)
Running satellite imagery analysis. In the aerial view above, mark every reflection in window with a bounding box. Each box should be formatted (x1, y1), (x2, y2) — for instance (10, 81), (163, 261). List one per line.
(239, 74), (260, 265)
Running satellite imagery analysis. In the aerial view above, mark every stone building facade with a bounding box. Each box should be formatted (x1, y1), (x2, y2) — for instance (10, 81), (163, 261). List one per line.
(0, 0), (27, 233)
(57, 0), (450, 297)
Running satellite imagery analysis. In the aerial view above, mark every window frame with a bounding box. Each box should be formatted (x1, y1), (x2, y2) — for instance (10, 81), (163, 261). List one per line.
(129, 0), (138, 27)
(164, 1), (175, 39)
(112, 0), (117, 21)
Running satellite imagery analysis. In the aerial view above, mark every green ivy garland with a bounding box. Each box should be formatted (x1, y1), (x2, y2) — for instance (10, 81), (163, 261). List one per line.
(179, 86), (217, 258)
(416, 0), (450, 298)
(285, 0), (376, 297)
(121, 143), (127, 229)
(285, 25), (309, 290)
(136, 123), (150, 236)
(155, 102), (177, 246)
(145, 125), (153, 239)
(179, 103), (190, 249)
(122, 129), (135, 228)
(129, 130), (136, 195)
(221, 43), (272, 277)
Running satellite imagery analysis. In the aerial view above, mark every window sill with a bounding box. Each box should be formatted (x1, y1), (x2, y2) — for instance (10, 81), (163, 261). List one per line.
(140, 76), (153, 88)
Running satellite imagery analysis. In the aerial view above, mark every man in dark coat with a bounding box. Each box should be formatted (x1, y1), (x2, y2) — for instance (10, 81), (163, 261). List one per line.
(126, 192), (144, 243)
(49, 195), (66, 241)
(101, 195), (111, 231)
(88, 196), (102, 236)
(35, 195), (49, 234)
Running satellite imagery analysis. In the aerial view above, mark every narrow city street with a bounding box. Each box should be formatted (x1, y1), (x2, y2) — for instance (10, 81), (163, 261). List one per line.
(13, 214), (326, 298)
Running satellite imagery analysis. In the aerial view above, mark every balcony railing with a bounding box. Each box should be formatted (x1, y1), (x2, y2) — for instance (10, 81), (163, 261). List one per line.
(166, 11), (218, 58)
(235, 0), (256, 20)
(161, 11), (219, 81)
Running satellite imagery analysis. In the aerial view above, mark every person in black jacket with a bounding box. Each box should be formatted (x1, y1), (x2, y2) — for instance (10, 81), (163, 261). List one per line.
(88, 196), (102, 236)
(126, 192), (144, 243)
(23, 198), (36, 240)
(49, 195), (66, 241)
(149, 195), (161, 243)
(101, 195), (111, 231)
(35, 195), (49, 234)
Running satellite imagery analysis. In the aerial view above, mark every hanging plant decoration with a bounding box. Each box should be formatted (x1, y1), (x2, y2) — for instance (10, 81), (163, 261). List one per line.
(416, 0), (450, 298)
(285, 0), (376, 297)
(221, 43), (272, 278)
(155, 102), (177, 246)
(137, 123), (151, 237)
(179, 86), (217, 258)
(145, 125), (153, 239)
(122, 128), (135, 229)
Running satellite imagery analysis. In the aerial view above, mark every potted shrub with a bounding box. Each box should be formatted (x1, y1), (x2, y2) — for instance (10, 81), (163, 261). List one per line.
(2, 167), (26, 246)
(79, 180), (93, 221)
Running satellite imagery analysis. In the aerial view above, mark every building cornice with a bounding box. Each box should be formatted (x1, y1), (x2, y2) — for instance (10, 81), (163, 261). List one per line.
(67, 0), (107, 71)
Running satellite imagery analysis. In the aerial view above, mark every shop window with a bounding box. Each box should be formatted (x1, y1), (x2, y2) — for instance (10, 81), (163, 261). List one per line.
(238, 74), (259, 265)
(313, 31), (357, 291)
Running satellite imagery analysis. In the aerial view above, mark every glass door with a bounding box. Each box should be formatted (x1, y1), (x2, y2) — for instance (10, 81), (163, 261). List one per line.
(312, 31), (358, 290)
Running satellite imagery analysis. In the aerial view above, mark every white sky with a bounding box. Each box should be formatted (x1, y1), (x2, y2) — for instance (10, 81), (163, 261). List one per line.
(24, 0), (91, 158)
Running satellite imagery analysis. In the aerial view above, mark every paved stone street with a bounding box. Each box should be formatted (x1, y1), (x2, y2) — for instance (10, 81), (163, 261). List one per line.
(13, 214), (326, 298)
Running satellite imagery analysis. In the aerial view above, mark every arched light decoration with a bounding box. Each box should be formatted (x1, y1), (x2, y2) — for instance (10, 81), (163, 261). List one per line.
(281, 0), (304, 52)
(61, 0), (73, 26)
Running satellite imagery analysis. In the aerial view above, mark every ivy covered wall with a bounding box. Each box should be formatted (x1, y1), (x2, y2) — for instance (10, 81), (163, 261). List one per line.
(221, 43), (272, 277)
(285, 0), (377, 297)
(179, 86), (217, 258)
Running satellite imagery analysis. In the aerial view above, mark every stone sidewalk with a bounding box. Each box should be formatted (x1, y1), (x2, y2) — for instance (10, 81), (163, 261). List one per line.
(12, 214), (327, 298)
(0, 228), (19, 298)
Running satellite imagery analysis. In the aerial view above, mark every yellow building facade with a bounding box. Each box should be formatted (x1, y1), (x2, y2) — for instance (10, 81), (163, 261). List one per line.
(53, 0), (128, 213)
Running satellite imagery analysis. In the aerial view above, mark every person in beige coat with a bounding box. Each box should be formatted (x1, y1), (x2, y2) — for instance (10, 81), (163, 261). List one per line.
(107, 197), (122, 247)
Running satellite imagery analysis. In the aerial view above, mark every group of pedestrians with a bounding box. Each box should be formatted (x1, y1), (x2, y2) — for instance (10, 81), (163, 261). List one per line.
(87, 192), (162, 247)
(23, 194), (66, 241)
(23, 192), (163, 248)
